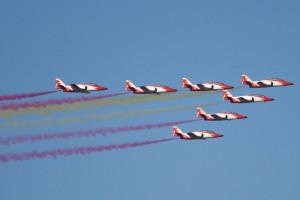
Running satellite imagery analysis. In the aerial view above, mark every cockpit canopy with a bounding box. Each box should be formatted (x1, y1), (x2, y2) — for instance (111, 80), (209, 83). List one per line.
(83, 83), (98, 86)
(208, 82), (225, 84)
(248, 94), (266, 97)
(200, 130), (214, 133)
(223, 112), (239, 115)
(152, 84), (169, 88)
(268, 78), (284, 81)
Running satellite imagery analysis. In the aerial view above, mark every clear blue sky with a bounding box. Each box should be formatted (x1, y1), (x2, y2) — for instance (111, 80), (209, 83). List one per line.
(0, 0), (299, 199)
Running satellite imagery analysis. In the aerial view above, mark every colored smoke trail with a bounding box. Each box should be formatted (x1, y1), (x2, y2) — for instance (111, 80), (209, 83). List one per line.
(0, 138), (176, 163)
(0, 120), (196, 145)
(0, 102), (224, 130)
(0, 90), (58, 101)
(0, 90), (216, 118)
(0, 92), (127, 111)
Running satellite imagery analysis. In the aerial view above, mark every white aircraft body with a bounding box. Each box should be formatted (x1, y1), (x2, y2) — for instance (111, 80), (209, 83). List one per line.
(223, 90), (274, 103)
(197, 107), (247, 121)
(182, 78), (233, 91)
(126, 80), (177, 94)
(173, 126), (223, 140)
(242, 74), (293, 88)
(56, 78), (107, 94)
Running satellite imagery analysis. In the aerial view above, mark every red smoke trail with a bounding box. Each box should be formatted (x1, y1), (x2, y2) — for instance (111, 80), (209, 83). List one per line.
(0, 119), (196, 145)
(0, 90), (58, 101)
(0, 138), (176, 163)
(0, 92), (127, 111)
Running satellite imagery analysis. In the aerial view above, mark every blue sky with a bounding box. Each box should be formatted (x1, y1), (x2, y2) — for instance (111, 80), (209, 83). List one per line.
(0, 0), (299, 199)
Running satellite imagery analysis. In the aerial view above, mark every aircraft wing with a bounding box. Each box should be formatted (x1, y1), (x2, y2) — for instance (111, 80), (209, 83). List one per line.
(257, 81), (271, 87)
(140, 86), (158, 94)
(70, 84), (81, 90)
(70, 84), (90, 93)
(237, 97), (253, 103)
(211, 114), (226, 120)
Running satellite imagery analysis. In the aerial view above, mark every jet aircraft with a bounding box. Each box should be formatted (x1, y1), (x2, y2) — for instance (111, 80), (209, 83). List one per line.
(223, 90), (274, 103)
(173, 126), (223, 140)
(182, 78), (234, 91)
(55, 78), (107, 94)
(197, 107), (247, 121)
(126, 80), (177, 94)
(242, 74), (293, 88)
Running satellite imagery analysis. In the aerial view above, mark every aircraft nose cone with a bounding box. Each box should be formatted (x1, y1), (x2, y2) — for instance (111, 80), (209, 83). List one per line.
(97, 86), (107, 90)
(211, 133), (223, 138)
(225, 85), (234, 89)
(265, 97), (274, 101)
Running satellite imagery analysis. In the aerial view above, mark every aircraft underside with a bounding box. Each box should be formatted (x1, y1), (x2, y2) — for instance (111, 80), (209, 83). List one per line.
(256, 81), (273, 87)
(186, 132), (204, 139)
(210, 114), (228, 120)
(235, 97), (255, 103)
(196, 84), (214, 90)
(139, 86), (158, 93)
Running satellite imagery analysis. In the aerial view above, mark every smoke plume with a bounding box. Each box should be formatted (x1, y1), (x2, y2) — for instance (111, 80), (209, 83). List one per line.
(0, 138), (176, 163)
(0, 90), (58, 101)
(0, 120), (196, 145)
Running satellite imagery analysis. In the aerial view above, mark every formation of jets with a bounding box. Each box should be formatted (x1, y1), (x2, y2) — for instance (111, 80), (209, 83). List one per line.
(55, 75), (293, 141)
(56, 74), (292, 95)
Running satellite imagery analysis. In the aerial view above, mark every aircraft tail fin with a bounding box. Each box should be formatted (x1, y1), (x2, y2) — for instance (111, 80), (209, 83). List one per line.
(242, 74), (252, 85)
(55, 78), (66, 89)
(197, 107), (207, 118)
(126, 80), (137, 91)
(223, 89), (233, 100)
(173, 126), (183, 137)
(182, 78), (193, 88)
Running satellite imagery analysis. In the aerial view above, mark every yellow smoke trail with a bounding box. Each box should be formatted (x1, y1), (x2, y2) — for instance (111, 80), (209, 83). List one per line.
(0, 90), (218, 118)
(0, 102), (225, 131)
(0, 86), (246, 118)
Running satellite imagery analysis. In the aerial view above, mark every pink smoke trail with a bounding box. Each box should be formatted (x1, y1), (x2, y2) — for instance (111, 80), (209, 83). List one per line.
(0, 92), (127, 111)
(0, 119), (197, 145)
(0, 138), (176, 163)
(0, 90), (58, 101)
